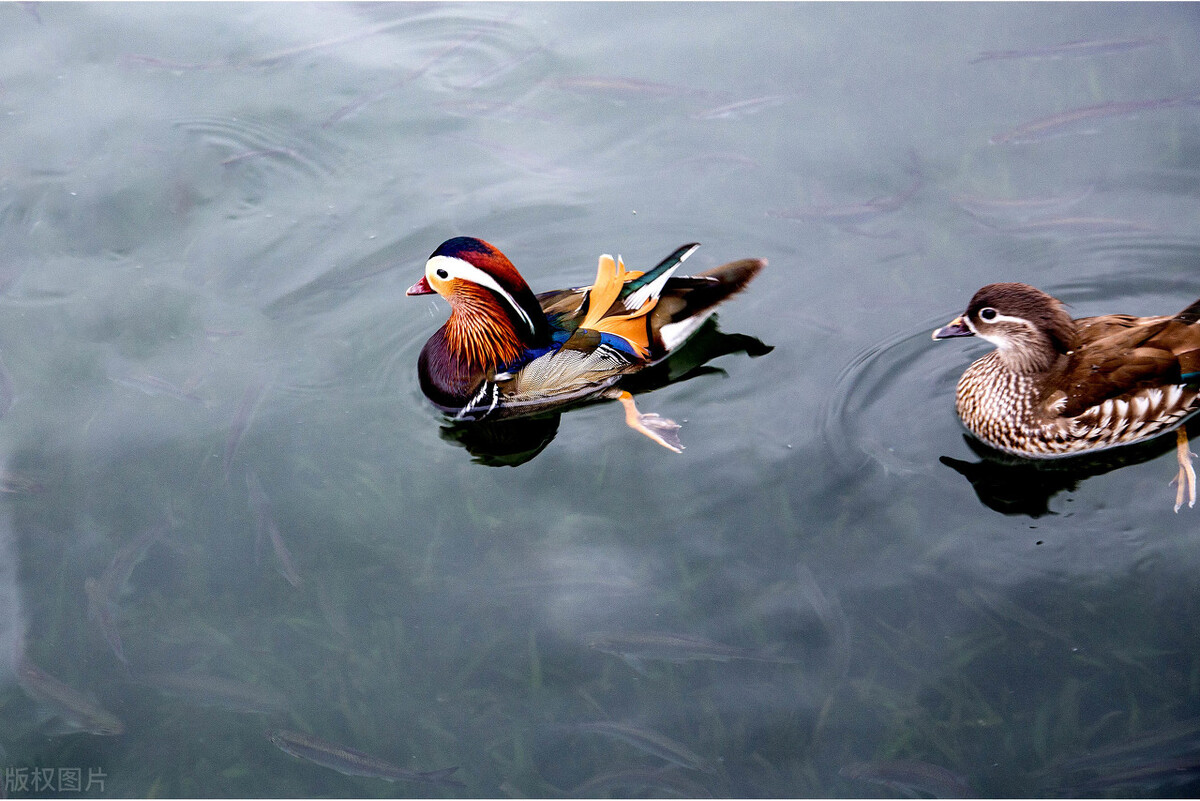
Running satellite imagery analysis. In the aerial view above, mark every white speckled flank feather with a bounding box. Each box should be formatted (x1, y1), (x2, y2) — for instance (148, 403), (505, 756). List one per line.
(955, 351), (1200, 458)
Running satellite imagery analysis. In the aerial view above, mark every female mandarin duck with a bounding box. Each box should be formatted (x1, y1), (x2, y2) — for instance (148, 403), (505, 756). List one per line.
(407, 236), (764, 452)
(933, 282), (1200, 510)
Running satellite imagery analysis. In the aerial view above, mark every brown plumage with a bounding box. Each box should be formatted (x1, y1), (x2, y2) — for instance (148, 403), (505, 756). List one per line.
(933, 282), (1200, 509)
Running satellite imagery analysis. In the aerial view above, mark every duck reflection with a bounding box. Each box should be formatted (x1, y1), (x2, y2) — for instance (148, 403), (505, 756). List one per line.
(438, 318), (772, 466)
(941, 418), (1200, 517)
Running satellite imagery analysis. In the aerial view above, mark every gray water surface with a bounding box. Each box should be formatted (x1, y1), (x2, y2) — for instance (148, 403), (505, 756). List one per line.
(2, 2), (1200, 797)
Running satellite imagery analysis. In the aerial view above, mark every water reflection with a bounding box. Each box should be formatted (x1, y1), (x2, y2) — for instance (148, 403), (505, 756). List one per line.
(437, 413), (559, 466)
(941, 420), (1200, 517)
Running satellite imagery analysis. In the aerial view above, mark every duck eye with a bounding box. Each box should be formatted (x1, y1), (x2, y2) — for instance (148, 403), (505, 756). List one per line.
(436, 268), (449, 280)
(979, 307), (997, 321)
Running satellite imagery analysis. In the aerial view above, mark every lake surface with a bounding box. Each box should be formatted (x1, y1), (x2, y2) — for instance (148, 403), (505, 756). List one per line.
(2, 1), (1200, 797)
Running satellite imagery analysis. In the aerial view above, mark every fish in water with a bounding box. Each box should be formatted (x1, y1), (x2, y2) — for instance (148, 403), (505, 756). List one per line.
(996, 216), (1157, 236)
(15, 657), (124, 736)
(141, 671), (289, 715)
(691, 94), (791, 120)
(952, 187), (1093, 218)
(108, 373), (206, 404)
(766, 178), (919, 225)
(84, 578), (127, 665)
(0, 471), (46, 494)
(970, 36), (1166, 64)
(0, 354), (13, 417)
(767, 157), (923, 236)
(990, 94), (1200, 145)
(840, 759), (978, 798)
(552, 75), (714, 99)
(268, 729), (465, 786)
(245, 470), (302, 587)
(585, 630), (793, 673)
(1061, 752), (1200, 796)
(223, 379), (268, 477)
(571, 765), (716, 798)
(123, 17), (416, 71)
(85, 522), (169, 665)
(575, 721), (718, 775)
(436, 99), (554, 123)
(1038, 714), (1200, 794)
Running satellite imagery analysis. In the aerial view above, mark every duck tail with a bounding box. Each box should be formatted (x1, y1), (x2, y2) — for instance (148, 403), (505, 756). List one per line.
(647, 257), (766, 355)
(694, 257), (766, 295)
(1174, 296), (1200, 325)
(664, 257), (766, 318)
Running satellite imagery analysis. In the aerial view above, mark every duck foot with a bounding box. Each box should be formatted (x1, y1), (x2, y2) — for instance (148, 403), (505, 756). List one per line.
(608, 389), (684, 453)
(1173, 427), (1196, 513)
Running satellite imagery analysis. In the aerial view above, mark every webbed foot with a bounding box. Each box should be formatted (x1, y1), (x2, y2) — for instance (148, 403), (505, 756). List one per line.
(609, 390), (684, 453)
(1173, 427), (1196, 513)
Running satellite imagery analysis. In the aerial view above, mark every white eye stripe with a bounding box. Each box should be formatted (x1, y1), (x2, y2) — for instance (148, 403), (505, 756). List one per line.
(426, 254), (537, 336)
(967, 309), (1038, 350)
(974, 310), (1030, 328)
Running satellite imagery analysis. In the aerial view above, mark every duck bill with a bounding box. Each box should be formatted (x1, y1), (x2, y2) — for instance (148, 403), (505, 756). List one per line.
(407, 276), (434, 296)
(932, 316), (973, 340)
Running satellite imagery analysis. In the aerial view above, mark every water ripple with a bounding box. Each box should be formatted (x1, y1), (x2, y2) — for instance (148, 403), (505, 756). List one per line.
(822, 315), (969, 476)
(173, 115), (348, 190)
(319, 9), (549, 127)
(360, 323), (423, 402)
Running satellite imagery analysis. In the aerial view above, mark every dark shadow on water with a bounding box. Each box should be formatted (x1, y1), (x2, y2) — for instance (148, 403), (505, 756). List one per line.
(437, 318), (773, 466)
(940, 417), (1200, 518)
(439, 413), (561, 467)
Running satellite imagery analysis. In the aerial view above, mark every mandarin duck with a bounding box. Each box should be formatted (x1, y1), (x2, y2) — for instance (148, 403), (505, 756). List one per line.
(407, 236), (765, 452)
(933, 282), (1200, 510)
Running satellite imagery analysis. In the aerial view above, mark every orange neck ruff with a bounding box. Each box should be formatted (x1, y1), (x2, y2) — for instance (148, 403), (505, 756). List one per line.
(443, 283), (528, 371)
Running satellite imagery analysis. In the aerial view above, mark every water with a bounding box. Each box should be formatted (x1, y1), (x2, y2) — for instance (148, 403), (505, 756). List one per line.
(2, 1), (1200, 797)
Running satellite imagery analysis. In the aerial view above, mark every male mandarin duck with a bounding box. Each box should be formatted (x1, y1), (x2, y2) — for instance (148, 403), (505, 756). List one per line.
(933, 282), (1200, 510)
(407, 236), (765, 452)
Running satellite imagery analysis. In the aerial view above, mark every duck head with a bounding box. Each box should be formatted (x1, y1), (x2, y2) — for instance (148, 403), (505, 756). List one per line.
(409, 237), (552, 406)
(934, 282), (1077, 374)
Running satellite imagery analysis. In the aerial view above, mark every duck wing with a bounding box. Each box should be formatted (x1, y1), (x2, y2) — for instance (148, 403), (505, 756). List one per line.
(1059, 299), (1200, 417)
(542, 244), (700, 359)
